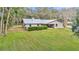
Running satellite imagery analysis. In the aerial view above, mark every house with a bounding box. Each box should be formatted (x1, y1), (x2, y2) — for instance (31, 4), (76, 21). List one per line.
(23, 19), (64, 29)
(65, 17), (73, 28)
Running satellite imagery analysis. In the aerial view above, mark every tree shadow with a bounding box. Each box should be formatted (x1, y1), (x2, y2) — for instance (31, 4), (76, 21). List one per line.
(74, 32), (79, 38)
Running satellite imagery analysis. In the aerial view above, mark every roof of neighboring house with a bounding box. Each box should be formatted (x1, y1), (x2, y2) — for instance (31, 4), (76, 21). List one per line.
(23, 19), (57, 24)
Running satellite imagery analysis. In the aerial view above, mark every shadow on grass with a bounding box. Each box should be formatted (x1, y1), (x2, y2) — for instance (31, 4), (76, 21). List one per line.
(74, 32), (79, 38)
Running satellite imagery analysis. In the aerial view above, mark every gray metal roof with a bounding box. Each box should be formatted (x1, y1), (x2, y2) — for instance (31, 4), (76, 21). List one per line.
(23, 19), (56, 24)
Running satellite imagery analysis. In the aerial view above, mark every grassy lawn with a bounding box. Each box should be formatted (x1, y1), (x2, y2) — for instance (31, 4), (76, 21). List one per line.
(0, 28), (79, 51)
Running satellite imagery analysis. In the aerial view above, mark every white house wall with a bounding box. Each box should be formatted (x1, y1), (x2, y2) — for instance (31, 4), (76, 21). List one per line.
(25, 25), (30, 27)
(31, 25), (37, 27)
(25, 24), (42, 27)
(56, 22), (64, 28)
(49, 21), (64, 28)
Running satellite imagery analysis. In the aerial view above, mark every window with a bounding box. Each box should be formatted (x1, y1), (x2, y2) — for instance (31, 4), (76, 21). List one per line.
(29, 24), (31, 27)
(37, 24), (39, 26)
(56, 24), (58, 27)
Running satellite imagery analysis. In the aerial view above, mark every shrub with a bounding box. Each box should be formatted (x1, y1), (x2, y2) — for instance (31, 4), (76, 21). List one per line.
(72, 25), (76, 32)
(28, 26), (48, 31)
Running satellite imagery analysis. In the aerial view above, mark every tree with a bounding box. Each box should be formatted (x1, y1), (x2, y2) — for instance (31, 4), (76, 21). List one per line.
(0, 7), (5, 34)
(32, 7), (58, 19)
(58, 8), (77, 28)
(4, 8), (12, 35)
(0, 7), (27, 35)
(72, 9), (79, 32)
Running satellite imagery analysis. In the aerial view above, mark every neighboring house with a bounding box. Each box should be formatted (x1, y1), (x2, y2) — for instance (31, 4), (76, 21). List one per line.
(67, 21), (72, 28)
(66, 18), (73, 28)
(23, 19), (64, 29)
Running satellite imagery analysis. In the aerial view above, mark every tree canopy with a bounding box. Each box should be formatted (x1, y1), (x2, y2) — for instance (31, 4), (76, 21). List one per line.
(0, 7), (77, 35)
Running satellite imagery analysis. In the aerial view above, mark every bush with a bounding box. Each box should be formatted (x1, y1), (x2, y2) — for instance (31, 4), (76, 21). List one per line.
(72, 25), (76, 32)
(28, 26), (48, 31)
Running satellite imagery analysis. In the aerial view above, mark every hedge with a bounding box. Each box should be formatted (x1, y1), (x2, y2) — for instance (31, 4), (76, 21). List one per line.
(28, 26), (48, 31)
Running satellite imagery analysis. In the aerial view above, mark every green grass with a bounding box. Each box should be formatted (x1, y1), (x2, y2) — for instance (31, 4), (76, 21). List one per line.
(0, 28), (79, 51)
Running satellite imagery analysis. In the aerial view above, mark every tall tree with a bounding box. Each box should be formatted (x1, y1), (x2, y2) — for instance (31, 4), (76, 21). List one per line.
(0, 7), (4, 34)
(4, 8), (12, 35)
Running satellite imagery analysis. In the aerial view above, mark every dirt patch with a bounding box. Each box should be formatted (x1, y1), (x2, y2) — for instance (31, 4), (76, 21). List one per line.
(8, 25), (25, 32)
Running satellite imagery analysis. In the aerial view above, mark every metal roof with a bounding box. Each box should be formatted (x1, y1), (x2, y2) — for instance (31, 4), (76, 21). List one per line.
(23, 19), (56, 24)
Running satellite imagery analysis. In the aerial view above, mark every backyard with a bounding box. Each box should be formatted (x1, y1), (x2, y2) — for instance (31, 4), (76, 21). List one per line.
(0, 28), (79, 51)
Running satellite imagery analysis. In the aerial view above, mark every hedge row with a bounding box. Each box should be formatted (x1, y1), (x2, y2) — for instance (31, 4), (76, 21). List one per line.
(28, 26), (48, 31)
